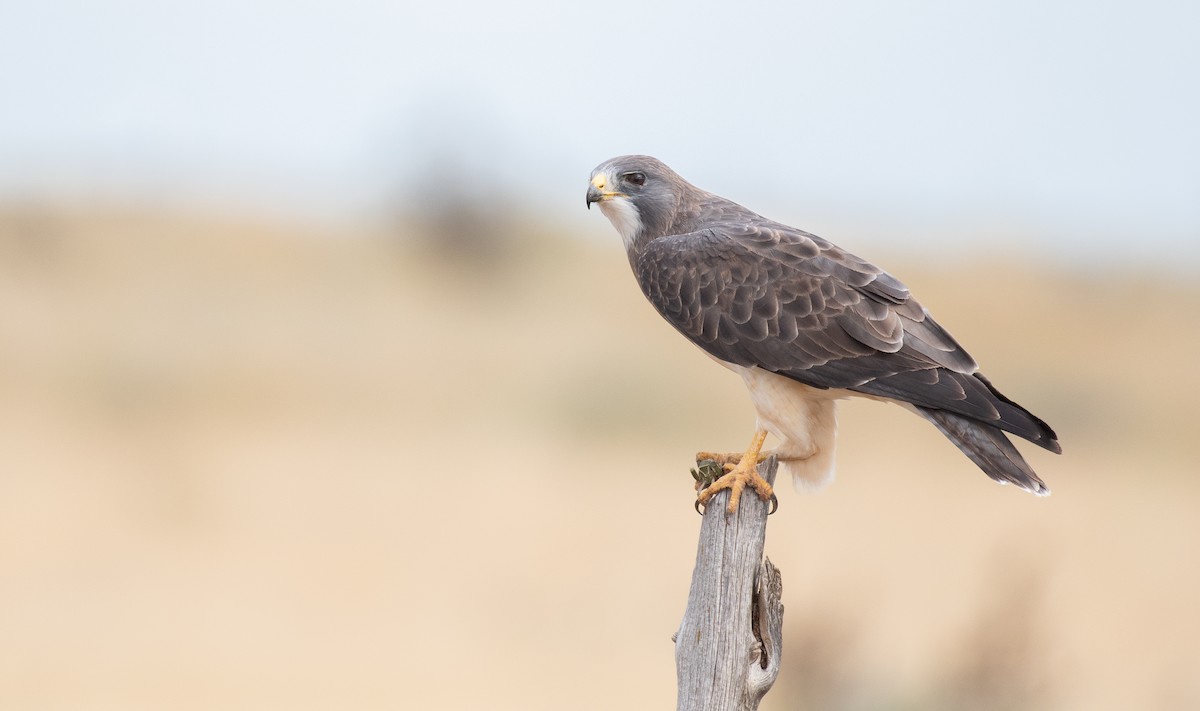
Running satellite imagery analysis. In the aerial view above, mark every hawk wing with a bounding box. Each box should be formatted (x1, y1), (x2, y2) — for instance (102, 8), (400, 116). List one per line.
(636, 221), (1060, 491)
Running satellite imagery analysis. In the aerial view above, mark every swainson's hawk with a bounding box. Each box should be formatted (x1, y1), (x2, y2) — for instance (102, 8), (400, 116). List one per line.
(586, 155), (1060, 512)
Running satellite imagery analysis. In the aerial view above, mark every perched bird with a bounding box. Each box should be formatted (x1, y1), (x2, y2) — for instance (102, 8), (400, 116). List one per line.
(586, 155), (1060, 512)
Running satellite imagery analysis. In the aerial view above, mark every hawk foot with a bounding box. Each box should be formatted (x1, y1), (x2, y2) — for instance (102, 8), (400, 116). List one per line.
(694, 429), (776, 515)
(693, 451), (766, 495)
(696, 461), (776, 515)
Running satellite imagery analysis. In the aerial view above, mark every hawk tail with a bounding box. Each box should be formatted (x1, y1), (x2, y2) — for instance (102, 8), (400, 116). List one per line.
(916, 406), (1050, 496)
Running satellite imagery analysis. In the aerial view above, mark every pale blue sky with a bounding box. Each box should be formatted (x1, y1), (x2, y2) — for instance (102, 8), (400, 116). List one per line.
(2, 1), (1197, 261)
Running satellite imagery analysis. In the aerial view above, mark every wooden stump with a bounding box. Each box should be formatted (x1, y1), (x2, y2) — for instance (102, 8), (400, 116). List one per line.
(675, 456), (784, 710)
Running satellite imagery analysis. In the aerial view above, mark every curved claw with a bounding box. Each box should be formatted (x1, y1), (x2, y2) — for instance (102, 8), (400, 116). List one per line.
(694, 490), (778, 516)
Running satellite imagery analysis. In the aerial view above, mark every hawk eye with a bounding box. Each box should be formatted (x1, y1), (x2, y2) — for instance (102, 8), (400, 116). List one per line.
(623, 171), (646, 187)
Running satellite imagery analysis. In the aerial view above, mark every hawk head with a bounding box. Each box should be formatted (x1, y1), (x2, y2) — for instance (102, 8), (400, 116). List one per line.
(587, 155), (690, 250)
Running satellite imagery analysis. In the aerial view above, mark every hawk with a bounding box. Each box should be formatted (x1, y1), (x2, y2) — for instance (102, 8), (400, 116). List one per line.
(586, 155), (1060, 512)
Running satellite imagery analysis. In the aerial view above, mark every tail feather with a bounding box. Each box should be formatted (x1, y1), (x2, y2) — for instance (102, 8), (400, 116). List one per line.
(917, 406), (1051, 496)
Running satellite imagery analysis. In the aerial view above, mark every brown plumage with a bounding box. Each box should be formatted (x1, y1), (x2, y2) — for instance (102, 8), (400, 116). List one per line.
(587, 155), (1060, 497)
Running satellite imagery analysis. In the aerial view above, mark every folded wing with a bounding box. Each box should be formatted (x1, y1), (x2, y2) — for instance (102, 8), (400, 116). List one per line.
(636, 222), (1060, 493)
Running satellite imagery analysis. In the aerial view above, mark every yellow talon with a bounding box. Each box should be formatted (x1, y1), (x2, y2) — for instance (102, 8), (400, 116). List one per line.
(696, 429), (775, 514)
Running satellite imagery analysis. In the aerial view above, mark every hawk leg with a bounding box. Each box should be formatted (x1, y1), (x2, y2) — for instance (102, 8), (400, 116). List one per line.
(695, 429), (775, 514)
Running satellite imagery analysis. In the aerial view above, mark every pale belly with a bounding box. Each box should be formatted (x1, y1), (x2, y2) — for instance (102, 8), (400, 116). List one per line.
(711, 357), (847, 491)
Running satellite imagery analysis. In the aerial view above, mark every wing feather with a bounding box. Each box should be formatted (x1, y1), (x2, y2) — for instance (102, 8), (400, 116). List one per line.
(636, 223), (1059, 452)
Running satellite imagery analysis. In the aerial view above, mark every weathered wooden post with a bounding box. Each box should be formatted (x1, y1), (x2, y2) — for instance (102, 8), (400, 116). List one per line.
(675, 456), (784, 710)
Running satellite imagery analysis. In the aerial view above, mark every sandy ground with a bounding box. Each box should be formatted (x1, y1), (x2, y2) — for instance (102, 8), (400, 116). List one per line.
(0, 208), (1197, 710)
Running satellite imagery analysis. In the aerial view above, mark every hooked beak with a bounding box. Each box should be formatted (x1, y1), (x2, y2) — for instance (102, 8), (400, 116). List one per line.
(586, 173), (623, 209)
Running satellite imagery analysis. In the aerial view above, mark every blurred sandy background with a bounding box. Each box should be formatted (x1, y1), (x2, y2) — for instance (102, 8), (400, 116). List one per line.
(2, 2), (1199, 710)
(0, 206), (1197, 710)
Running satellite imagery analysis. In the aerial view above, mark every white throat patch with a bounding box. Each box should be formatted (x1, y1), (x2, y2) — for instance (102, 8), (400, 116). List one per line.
(598, 196), (643, 250)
